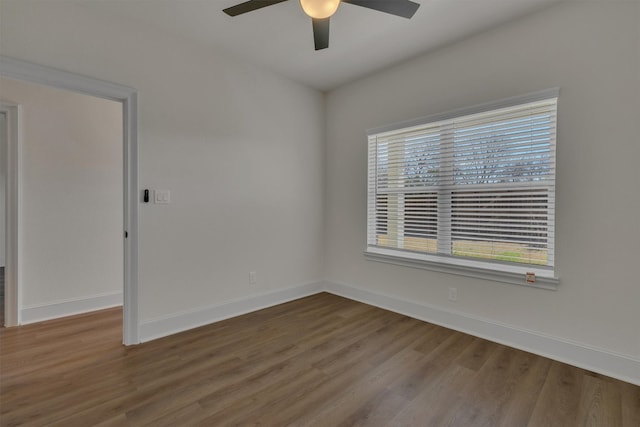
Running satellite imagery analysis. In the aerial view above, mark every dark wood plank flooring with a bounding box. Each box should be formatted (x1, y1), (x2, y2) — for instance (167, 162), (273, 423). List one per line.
(0, 292), (638, 426)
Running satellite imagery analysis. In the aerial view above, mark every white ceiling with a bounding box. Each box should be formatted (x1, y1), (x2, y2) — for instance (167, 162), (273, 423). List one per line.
(81, 0), (560, 91)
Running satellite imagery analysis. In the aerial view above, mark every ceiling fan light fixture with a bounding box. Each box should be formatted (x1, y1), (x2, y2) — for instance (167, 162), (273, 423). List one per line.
(299, 0), (341, 19)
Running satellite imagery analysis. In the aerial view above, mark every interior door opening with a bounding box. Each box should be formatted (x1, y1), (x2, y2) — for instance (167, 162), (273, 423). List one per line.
(1, 112), (6, 326)
(1, 77), (123, 333)
(0, 56), (139, 344)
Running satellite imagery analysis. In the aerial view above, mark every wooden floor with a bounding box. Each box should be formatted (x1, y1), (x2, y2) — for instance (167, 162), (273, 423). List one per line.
(1, 293), (638, 426)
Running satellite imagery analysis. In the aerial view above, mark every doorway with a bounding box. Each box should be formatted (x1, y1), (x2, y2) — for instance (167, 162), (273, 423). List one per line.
(0, 56), (139, 344)
(1, 111), (5, 324)
(0, 102), (19, 328)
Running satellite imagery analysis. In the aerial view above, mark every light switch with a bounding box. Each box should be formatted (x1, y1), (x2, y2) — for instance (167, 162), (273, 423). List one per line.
(154, 190), (171, 204)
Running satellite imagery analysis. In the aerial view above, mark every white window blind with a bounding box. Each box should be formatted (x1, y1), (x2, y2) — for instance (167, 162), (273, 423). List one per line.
(367, 92), (558, 279)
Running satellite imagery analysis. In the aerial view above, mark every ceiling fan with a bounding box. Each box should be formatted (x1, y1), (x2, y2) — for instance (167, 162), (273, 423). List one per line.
(223, 0), (420, 50)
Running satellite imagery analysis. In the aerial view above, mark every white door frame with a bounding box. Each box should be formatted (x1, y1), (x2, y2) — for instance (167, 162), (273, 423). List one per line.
(0, 56), (139, 345)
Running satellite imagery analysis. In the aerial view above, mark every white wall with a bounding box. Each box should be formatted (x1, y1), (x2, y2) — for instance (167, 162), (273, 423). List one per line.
(325, 0), (640, 363)
(0, 1), (325, 326)
(0, 77), (123, 314)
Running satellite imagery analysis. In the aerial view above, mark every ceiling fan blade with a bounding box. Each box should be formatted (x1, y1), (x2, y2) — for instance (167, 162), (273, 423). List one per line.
(342, 0), (420, 19)
(312, 18), (330, 51)
(223, 0), (289, 17)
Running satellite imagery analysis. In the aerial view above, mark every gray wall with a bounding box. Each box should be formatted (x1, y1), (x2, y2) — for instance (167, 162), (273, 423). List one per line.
(0, 1), (326, 322)
(325, 1), (640, 360)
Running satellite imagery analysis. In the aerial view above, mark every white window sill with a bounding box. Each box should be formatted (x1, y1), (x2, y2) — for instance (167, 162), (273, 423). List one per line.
(364, 247), (559, 290)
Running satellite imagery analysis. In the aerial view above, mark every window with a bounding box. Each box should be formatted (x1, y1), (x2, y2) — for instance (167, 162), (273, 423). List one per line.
(366, 90), (558, 285)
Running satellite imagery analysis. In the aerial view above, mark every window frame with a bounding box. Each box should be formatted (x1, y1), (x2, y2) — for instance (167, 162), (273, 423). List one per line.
(365, 89), (560, 289)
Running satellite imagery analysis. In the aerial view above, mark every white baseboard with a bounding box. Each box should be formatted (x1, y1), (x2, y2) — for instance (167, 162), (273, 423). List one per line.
(21, 291), (123, 324)
(139, 281), (325, 343)
(324, 280), (640, 386)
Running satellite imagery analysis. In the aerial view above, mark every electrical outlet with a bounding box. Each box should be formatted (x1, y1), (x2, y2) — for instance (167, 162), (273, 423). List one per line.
(249, 271), (256, 284)
(448, 287), (457, 302)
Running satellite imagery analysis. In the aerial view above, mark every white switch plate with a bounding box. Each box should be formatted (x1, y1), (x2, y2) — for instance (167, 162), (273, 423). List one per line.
(154, 190), (171, 204)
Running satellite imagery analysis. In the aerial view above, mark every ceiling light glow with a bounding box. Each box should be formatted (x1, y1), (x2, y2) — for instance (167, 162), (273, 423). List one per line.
(299, 0), (341, 19)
